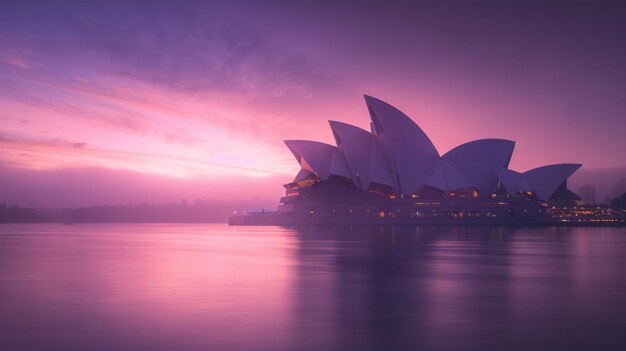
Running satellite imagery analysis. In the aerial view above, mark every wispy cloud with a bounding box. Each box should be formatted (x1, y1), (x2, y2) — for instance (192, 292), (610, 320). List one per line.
(0, 1), (343, 102)
(0, 1), (355, 182)
(0, 133), (289, 178)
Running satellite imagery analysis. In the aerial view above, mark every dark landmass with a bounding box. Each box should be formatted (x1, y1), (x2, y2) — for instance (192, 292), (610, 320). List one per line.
(0, 203), (47, 223)
(0, 200), (265, 223)
(61, 201), (245, 223)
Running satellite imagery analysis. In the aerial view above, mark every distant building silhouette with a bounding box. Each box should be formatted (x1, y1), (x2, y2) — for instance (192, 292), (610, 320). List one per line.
(578, 184), (596, 203)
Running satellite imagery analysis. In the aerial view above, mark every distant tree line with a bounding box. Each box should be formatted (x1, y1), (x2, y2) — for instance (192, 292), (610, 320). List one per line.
(65, 200), (238, 223)
(0, 203), (46, 223)
(0, 200), (262, 223)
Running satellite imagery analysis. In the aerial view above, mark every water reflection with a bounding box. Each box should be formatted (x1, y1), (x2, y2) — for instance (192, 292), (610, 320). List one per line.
(1, 224), (625, 350)
(289, 226), (626, 351)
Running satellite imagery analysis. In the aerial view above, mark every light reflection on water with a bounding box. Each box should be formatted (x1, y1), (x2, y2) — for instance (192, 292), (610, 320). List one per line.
(1, 224), (625, 350)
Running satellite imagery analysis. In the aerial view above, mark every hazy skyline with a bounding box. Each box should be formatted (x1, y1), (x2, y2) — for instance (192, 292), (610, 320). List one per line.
(1, 0), (625, 207)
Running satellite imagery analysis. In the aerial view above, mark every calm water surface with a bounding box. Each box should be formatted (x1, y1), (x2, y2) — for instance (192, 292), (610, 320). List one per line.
(1, 224), (625, 350)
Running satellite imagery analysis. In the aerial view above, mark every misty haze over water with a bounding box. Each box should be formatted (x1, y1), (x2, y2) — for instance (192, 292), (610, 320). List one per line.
(1, 224), (625, 351)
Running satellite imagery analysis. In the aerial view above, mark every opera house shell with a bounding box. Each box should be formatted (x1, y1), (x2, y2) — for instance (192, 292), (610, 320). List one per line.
(230, 95), (587, 225)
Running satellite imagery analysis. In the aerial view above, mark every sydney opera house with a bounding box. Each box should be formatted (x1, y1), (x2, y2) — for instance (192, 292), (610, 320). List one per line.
(230, 95), (622, 225)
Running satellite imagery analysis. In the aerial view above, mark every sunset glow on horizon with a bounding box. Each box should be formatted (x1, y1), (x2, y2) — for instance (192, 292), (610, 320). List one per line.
(1, 1), (625, 206)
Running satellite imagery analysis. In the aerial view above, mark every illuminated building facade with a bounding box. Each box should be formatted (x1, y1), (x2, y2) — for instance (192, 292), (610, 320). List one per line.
(230, 96), (625, 225)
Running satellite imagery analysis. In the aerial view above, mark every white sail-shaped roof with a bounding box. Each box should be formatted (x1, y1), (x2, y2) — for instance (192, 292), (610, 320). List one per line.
(284, 140), (352, 181)
(364, 95), (440, 195)
(283, 95), (582, 200)
(443, 139), (516, 194)
(329, 120), (393, 189)
(496, 168), (523, 194)
(524, 164), (582, 200)
(369, 145), (395, 187)
(329, 149), (353, 179)
(496, 164), (582, 199)
(425, 159), (474, 191)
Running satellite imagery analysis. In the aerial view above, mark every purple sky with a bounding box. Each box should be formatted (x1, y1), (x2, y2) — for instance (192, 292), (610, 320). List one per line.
(1, 0), (625, 207)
